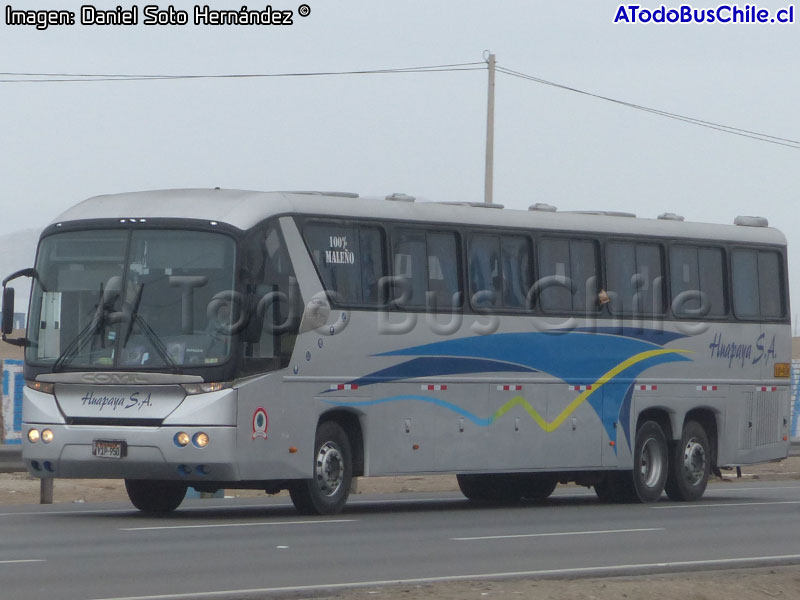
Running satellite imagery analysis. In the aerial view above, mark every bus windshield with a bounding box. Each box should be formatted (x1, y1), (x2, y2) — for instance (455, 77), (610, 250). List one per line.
(27, 228), (237, 371)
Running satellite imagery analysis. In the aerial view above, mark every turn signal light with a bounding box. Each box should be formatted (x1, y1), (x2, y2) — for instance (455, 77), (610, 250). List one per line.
(25, 381), (54, 394)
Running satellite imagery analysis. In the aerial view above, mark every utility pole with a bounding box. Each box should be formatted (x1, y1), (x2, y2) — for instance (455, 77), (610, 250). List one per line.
(484, 51), (496, 204)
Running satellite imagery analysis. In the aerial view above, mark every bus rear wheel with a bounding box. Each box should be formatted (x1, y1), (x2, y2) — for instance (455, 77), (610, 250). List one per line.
(596, 421), (669, 503)
(125, 479), (187, 513)
(289, 421), (352, 515)
(665, 420), (710, 501)
(631, 420), (668, 502)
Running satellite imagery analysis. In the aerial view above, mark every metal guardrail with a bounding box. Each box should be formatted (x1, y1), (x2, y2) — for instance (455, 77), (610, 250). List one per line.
(0, 446), (24, 473)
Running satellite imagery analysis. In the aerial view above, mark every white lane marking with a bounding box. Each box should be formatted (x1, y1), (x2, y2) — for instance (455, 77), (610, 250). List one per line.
(0, 559), (46, 565)
(653, 500), (800, 510)
(87, 554), (800, 600)
(452, 527), (664, 541)
(120, 519), (356, 531)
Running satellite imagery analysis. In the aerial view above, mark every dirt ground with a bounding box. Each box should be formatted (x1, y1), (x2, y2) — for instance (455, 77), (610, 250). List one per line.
(2, 459), (800, 599)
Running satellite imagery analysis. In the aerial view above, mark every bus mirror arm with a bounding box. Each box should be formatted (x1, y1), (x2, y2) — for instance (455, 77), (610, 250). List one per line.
(2, 267), (37, 288)
(2, 267), (36, 345)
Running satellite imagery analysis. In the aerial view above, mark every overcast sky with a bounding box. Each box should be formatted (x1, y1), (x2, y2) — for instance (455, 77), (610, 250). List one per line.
(1, 1), (798, 329)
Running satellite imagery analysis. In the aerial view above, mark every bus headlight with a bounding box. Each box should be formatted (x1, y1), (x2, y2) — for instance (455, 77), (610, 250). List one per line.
(175, 432), (190, 447)
(28, 429), (40, 443)
(193, 432), (210, 448)
(25, 381), (54, 394)
(41, 429), (54, 443)
(181, 381), (233, 395)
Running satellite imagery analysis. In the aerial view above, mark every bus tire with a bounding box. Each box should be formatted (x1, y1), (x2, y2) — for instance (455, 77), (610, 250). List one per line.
(124, 479), (187, 513)
(664, 420), (710, 501)
(289, 421), (352, 515)
(520, 475), (558, 501)
(631, 421), (668, 503)
(456, 474), (522, 503)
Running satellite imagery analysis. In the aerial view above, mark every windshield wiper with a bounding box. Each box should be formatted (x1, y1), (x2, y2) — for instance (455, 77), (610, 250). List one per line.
(120, 283), (178, 373)
(128, 313), (179, 371)
(119, 281), (177, 370)
(52, 287), (108, 373)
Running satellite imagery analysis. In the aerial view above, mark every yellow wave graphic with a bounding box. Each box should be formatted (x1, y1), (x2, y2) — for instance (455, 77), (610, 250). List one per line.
(490, 348), (690, 432)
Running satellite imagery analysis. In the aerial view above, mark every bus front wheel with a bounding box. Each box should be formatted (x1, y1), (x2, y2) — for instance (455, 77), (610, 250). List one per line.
(289, 421), (353, 515)
(125, 479), (187, 513)
(664, 420), (710, 501)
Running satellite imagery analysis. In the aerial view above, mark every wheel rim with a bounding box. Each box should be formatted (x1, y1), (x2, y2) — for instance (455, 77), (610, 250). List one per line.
(639, 436), (664, 488)
(315, 441), (344, 497)
(681, 439), (706, 486)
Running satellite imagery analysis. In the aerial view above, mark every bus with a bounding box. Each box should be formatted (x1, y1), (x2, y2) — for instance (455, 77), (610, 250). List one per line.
(1, 189), (792, 514)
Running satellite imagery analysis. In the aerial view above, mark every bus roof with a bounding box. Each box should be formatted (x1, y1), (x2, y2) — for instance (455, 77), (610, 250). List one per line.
(50, 188), (786, 246)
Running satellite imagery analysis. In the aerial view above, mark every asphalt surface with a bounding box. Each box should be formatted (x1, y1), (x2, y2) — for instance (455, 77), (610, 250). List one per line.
(2, 481), (800, 600)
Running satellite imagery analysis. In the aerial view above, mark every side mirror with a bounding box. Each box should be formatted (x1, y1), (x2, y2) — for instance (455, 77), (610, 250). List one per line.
(299, 293), (331, 334)
(2, 267), (36, 347)
(1, 287), (14, 335)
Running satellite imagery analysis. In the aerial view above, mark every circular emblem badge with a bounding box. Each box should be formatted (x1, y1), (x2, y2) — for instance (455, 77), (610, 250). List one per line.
(251, 407), (268, 440)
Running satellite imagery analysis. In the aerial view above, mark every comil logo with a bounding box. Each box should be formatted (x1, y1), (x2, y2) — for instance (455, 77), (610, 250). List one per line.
(80, 373), (149, 385)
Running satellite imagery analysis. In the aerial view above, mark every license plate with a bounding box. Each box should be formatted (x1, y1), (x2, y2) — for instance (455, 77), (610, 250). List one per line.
(92, 440), (127, 459)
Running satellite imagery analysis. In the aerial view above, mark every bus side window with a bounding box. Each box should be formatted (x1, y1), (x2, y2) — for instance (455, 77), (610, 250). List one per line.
(393, 231), (427, 307)
(359, 227), (385, 305)
(538, 238), (572, 311)
(731, 249), (760, 319)
(468, 234), (501, 308)
(670, 245), (726, 318)
(538, 238), (597, 312)
(242, 224), (300, 372)
(392, 230), (460, 311)
(698, 247), (726, 316)
(468, 233), (531, 310)
(757, 251), (784, 318)
(304, 223), (361, 304)
(427, 232), (459, 309)
(501, 235), (532, 309)
(607, 241), (664, 316)
(732, 248), (785, 320)
(570, 239), (599, 313)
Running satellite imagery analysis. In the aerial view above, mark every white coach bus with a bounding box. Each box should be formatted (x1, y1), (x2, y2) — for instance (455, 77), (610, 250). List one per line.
(1, 189), (792, 514)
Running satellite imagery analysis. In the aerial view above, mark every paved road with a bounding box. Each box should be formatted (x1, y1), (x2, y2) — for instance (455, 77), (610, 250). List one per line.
(2, 481), (800, 600)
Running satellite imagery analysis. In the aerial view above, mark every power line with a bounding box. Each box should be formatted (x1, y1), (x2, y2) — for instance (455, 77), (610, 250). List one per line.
(1, 58), (796, 149)
(496, 64), (800, 150)
(0, 62), (486, 83)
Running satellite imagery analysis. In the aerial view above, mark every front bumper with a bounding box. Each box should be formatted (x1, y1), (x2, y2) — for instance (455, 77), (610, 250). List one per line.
(22, 423), (240, 481)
